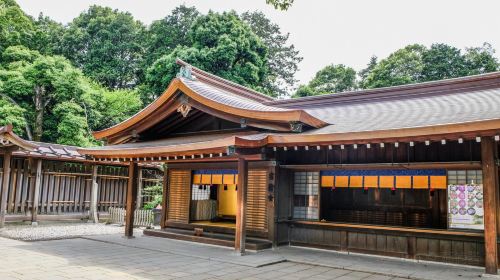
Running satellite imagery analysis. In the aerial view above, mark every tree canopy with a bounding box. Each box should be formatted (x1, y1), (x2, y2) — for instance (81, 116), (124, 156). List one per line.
(60, 5), (145, 89)
(0, 45), (142, 146)
(293, 64), (357, 97)
(144, 5), (200, 70)
(143, 11), (268, 100)
(296, 43), (499, 97)
(241, 11), (302, 98)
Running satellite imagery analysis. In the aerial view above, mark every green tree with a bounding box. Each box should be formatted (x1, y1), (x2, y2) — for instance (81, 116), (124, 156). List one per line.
(32, 14), (65, 55)
(143, 11), (268, 100)
(362, 44), (425, 88)
(144, 5), (200, 68)
(464, 42), (499, 75)
(60, 5), (145, 88)
(421, 43), (467, 82)
(293, 64), (357, 97)
(53, 101), (91, 146)
(0, 97), (26, 135)
(100, 88), (142, 129)
(241, 11), (302, 98)
(358, 56), (377, 88)
(0, 45), (142, 145)
(266, 0), (294, 10)
(293, 85), (315, 98)
(0, 46), (90, 143)
(0, 0), (35, 53)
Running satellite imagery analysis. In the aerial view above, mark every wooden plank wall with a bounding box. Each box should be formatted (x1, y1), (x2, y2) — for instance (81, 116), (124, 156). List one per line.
(0, 158), (162, 216)
(288, 223), (486, 266)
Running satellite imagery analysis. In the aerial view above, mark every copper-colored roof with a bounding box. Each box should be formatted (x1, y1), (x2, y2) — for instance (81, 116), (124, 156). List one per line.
(79, 69), (500, 159)
(81, 131), (269, 158)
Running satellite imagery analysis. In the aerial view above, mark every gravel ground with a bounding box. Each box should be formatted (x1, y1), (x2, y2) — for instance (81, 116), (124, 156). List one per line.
(0, 223), (132, 241)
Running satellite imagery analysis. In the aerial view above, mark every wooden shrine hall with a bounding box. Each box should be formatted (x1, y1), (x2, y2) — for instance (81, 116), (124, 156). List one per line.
(79, 59), (500, 274)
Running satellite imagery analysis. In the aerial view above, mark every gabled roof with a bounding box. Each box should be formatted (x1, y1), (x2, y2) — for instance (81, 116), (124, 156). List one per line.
(93, 60), (328, 143)
(79, 69), (500, 160)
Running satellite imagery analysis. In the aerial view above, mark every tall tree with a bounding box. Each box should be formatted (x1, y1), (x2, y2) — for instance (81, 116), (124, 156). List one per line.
(464, 42), (499, 75)
(358, 56), (377, 89)
(60, 5), (145, 89)
(0, 45), (142, 145)
(32, 14), (65, 55)
(362, 44), (426, 89)
(0, 0), (35, 53)
(241, 11), (302, 98)
(144, 5), (200, 68)
(293, 64), (357, 97)
(421, 43), (467, 82)
(144, 11), (268, 100)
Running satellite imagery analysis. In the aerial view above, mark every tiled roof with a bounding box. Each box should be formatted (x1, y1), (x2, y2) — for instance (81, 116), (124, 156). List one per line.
(15, 141), (85, 160)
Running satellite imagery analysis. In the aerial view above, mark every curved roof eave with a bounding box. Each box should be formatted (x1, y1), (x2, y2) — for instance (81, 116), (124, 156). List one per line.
(93, 78), (328, 140)
(79, 118), (500, 159)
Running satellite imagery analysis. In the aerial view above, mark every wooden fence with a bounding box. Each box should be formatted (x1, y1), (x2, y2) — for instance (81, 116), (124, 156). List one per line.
(0, 158), (163, 219)
(108, 207), (154, 227)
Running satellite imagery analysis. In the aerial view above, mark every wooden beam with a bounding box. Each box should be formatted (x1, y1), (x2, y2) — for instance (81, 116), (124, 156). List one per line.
(136, 166), (143, 209)
(31, 159), (42, 225)
(481, 137), (498, 274)
(280, 161), (482, 170)
(89, 165), (99, 223)
(125, 162), (138, 237)
(0, 148), (12, 227)
(235, 157), (248, 254)
(160, 165), (168, 229)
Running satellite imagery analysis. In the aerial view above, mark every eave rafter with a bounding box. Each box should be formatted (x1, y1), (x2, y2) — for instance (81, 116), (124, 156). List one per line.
(79, 118), (500, 163)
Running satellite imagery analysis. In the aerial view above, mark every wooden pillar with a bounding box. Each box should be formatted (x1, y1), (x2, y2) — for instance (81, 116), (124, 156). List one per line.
(136, 166), (143, 209)
(235, 157), (248, 254)
(31, 159), (42, 226)
(125, 162), (138, 237)
(160, 165), (168, 229)
(0, 148), (12, 227)
(89, 165), (99, 223)
(481, 137), (498, 274)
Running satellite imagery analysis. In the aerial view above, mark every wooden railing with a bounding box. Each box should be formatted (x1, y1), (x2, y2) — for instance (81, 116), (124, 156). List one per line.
(108, 207), (154, 227)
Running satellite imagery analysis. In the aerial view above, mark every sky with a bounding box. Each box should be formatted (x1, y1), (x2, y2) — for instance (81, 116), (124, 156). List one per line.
(16, 0), (500, 86)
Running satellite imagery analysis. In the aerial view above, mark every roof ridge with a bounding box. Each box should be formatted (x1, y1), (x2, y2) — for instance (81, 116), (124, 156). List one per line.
(176, 58), (275, 103)
(267, 71), (500, 108)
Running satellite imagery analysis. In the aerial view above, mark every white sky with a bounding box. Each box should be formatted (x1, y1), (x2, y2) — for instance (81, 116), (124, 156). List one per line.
(17, 0), (500, 86)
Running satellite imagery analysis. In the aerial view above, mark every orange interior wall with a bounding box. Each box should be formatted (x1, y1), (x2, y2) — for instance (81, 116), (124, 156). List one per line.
(218, 184), (237, 217)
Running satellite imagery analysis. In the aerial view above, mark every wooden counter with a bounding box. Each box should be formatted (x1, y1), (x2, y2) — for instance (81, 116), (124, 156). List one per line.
(280, 220), (489, 266)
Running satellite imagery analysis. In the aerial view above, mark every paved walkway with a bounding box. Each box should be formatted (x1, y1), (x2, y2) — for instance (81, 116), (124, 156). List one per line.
(0, 232), (488, 280)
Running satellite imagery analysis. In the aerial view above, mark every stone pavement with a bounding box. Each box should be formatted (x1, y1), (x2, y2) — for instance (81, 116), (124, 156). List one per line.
(0, 232), (488, 280)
